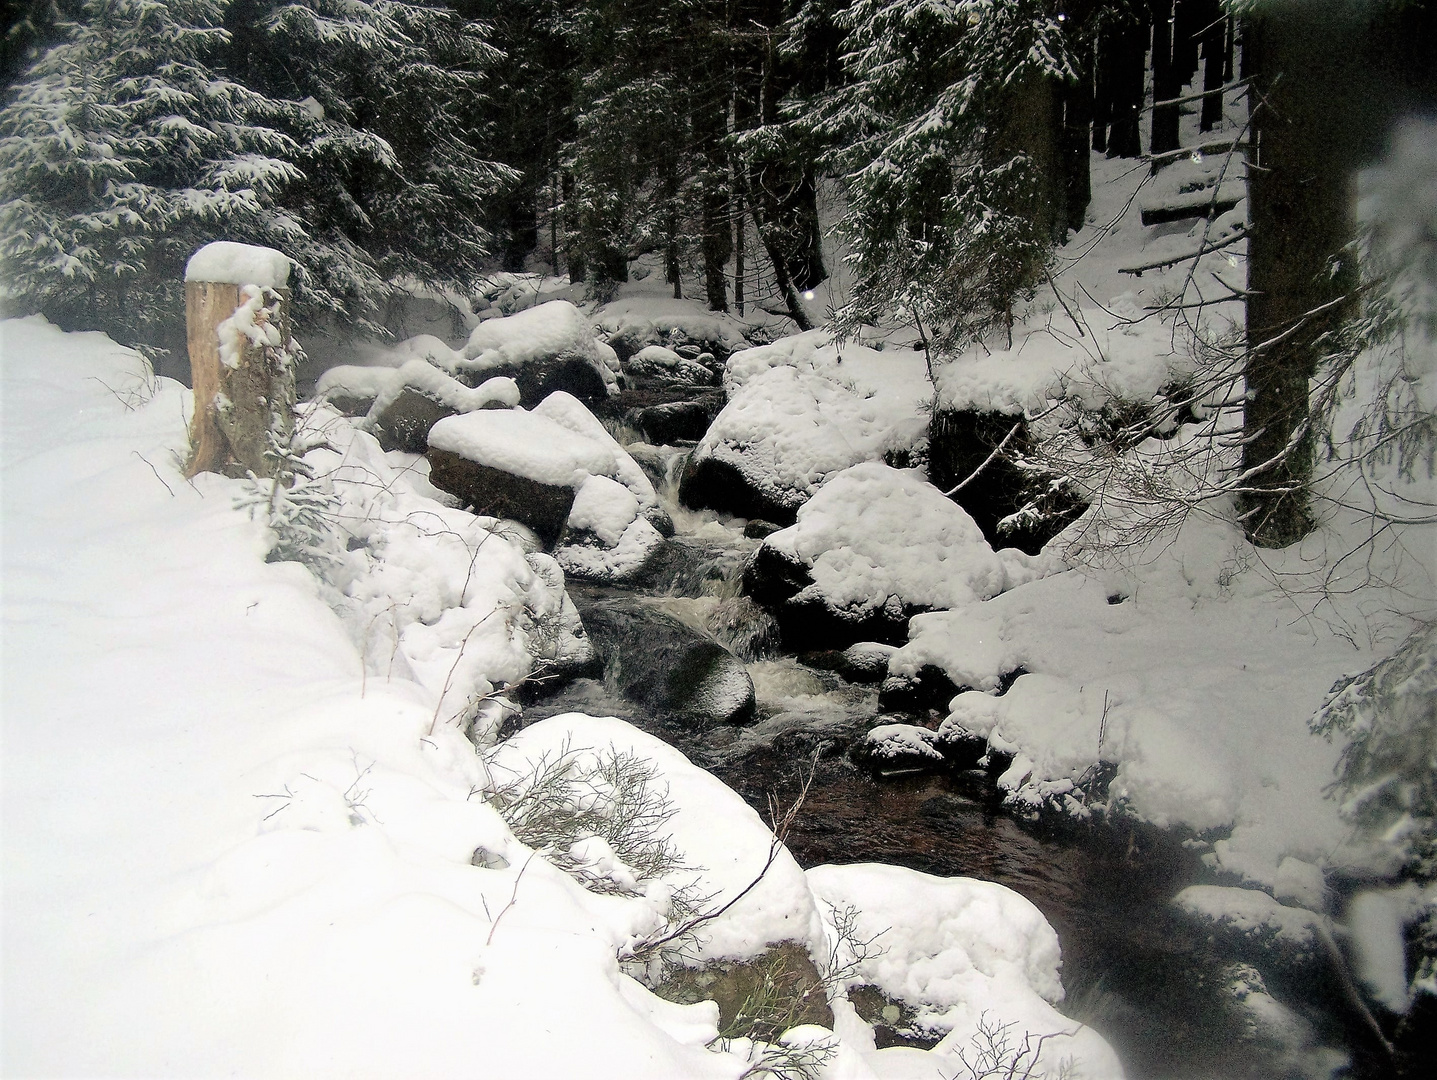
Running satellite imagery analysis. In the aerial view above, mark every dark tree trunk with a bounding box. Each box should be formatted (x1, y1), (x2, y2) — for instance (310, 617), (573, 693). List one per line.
(1150, 0), (1181, 157)
(1102, 8), (1146, 158)
(561, 171), (585, 285)
(1199, 5), (1226, 132)
(1172, 0), (1202, 87)
(1240, 11), (1359, 547)
(501, 183), (539, 273)
(1061, 36), (1094, 233)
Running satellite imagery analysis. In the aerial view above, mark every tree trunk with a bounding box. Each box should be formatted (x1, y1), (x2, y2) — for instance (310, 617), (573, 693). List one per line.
(1062, 36), (1095, 234)
(1199, 5), (1226, 132)
(185, 281), (296, 480)
(1150, 0), (1181, 157)
(1102, 8), (1146, 158)
(1239, 11), (1359, 547)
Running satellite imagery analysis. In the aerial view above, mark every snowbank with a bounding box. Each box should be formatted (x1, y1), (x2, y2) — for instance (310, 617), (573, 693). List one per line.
(0, 317), (751, 1078)
(808, 864), (1122, 1079)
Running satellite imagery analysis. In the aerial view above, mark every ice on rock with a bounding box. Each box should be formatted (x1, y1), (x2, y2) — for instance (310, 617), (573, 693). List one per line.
(185, 241), (292, 288)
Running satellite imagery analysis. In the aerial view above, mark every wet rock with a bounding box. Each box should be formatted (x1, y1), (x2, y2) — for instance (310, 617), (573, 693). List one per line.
(362, 362), (520, 452)
(372, 387), (457, 452)
(878, 664), (962, 715)
(852, 723), (947, 774)
(577, 599), (756, 725)
(743, 519), (784, 541)
(425, 449), (576, 547)
(932, 720), (988, 769)
(741, 543), (912, 652)
(679, 455), (802, 526)
(928, 407), (1086, 554)
(845, 985), (942, 1050)
(460, 300), (617, 407)
(622, 345), (719, 390)
(629, 393), (725, 446)
(799, 642), (893, 685)
(651, 941), (833, 1040)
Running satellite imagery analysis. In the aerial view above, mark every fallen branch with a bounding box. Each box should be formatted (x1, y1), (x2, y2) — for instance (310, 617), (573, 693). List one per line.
(1118, 228), (1247, 276)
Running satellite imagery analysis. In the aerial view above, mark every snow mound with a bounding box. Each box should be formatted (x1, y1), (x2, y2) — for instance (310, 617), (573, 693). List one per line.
(1175, 886), (1324, 949)
(595, 295), (756, 357)
(463, 299), (615, 390)
(185, 241), (292, 287)
(363, 360), (520, 416)
(763, 463), (1009, 616)
(428, 408), (617, 488)
(934, 310), (1190, 416)
(808, 863), (1122, 1079)
(491, 713), (827, 964)
(686, 332), (931, 517)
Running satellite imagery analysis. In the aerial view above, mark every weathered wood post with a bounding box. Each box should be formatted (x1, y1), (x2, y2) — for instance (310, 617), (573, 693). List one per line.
(183, 242), (299, 479)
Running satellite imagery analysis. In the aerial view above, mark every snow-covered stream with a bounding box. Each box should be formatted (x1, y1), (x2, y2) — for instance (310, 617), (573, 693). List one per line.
(524, 469), (1378, 1080)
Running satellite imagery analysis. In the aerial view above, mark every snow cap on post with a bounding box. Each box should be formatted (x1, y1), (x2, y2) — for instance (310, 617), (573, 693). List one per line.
(185, 242), (292, 289)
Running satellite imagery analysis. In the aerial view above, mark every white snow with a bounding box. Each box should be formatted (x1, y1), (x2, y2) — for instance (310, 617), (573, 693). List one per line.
(533, 390), (663, 517)
(0, 317), (749, 1078)
(185, 240), (293, 288)
(567, 474), (641, 545)
(428, 407), (617, 488)
(360, 358), (520, 417)
(862, 724), (945, 765)
(1174, 885), (1323, 949)
(761, 463), (1010, 616)
(690, 331), (932, 513)
(595, 295), (757, 356)
(216, 283), (284, 369)
(807, 864), (1122, 1080)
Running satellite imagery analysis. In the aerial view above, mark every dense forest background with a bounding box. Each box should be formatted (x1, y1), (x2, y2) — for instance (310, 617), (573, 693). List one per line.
(2, 0), (1436, 547)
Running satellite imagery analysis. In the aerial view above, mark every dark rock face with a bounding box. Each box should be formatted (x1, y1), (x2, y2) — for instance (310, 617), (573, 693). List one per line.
(846, 985), (943, 1050)
(651, 941), (834, 1039)
(877, 665), (962, 715)
(741, 544), (915, 652)
(323, 388), (380, 418)
(629, 395), (724, 445)
(371, 387), (457, 453)
(575, 598), (756, 725)
(928, 407), (1086, 554)
(679, 456), (802, 526)
(471, 356), (610, 408)
(425, 448), (576, 547)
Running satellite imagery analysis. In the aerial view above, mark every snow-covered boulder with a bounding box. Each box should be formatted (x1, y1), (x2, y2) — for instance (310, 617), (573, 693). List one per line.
(808, 863), (1122, 1079)
(622, 344), (719, 389)
(460, 300), (618, 405)
(348, 360), (519, 452)
(851, 723), (946, 774)
(595, 296), (754, 362)
(427, 392), (669, 578)
(1174, 885), (1326, 972)
(742, 463), (1008, 651)
(680, 332), (930, 523)
(428, 407), (617, 546)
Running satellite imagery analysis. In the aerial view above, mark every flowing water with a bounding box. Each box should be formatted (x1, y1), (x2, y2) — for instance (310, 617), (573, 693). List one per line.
(523, 452), (1383, 1079)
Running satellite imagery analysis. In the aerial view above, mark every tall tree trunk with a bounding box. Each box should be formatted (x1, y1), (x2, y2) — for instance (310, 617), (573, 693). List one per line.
(1150, 0), (1181, 157)
(1199, 4), (1226, 132)
(1102, 8), (1146, 158)
(1062, 35), (1094, 233)
(1239, 11), (1359, 547)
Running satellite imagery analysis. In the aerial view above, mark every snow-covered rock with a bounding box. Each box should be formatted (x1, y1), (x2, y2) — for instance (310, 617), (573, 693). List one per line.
(680, 331), (930, 523)
(852, 723), (946, 773)
(743, 463), (1009, 650)
(460, 300), (618, 405)
(623, 344), (719, 389)
(1175, 885), (1326, 971)
(595, 296), (755, 361)
(355, 360), (520, 452)
(808, 863), (1123, 1080)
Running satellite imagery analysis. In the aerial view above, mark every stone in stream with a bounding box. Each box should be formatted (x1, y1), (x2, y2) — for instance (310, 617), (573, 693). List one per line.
(578, 600), (756, 725)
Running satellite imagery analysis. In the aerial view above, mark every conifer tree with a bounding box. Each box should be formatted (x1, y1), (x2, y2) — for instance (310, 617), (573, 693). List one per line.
(0, 0), (306, 350)
(815, 0), (1074, 353)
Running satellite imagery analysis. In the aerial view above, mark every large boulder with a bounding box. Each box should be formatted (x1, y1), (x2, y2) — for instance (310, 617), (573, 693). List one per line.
(459, 300), (619, 406)
(742, 463), (1008, 651)
(357, 360), (519, 452)
(575, 598), (756, 726)
(679, 331), (929, 523)
(427, 407), (617, 545)
(594, 296), (754, 363)
(426, 392), (670, 579)
(628, 393), (725, 446)
(621, 345), (719, 390)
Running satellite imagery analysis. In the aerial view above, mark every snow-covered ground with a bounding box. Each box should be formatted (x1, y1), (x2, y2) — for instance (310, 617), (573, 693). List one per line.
(1, 316), (1119, 1078)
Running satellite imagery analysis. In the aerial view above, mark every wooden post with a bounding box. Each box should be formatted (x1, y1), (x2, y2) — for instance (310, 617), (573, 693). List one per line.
(184, 256), (297, 480)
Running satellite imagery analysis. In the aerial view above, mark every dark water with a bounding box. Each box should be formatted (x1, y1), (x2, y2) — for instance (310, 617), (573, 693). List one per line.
(523, 499), (1384, 1079)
